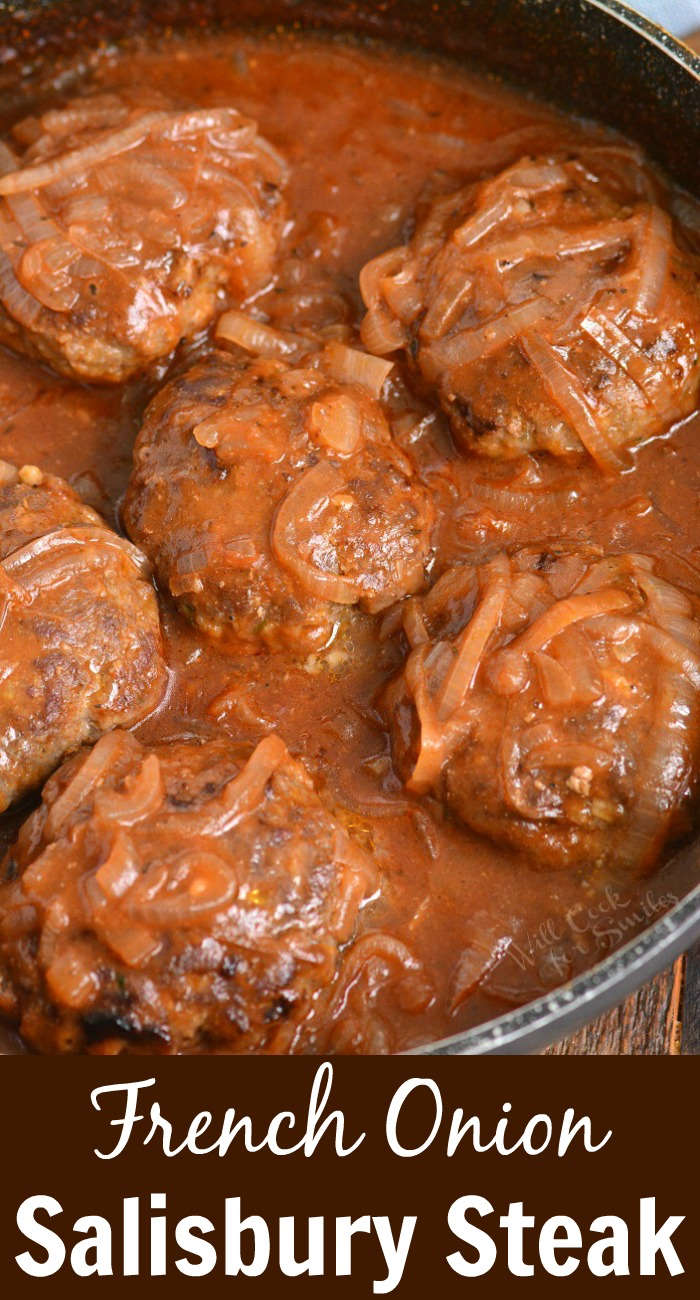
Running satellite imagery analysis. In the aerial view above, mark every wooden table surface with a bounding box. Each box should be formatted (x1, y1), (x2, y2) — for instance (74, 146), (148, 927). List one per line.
(544, 945), (699, 1055)
(544, 27), (700, 1057)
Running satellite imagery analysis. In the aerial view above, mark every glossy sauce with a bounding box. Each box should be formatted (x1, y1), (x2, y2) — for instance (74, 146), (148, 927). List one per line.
(1, 31), (699, 1052)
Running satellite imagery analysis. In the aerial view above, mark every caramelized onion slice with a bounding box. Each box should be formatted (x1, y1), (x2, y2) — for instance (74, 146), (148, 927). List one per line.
(95, 753), (165, 827)
(520, 332), (625, 471)
(272, 460), (364, 605)
(45, 731), (141, 838)
(478, 219), (631, 268)
(452, 195), (511, 248)
(500, 726), (557, 822)
(580, 311), (660, 409)
(532, 649), (576, 707)
(167, 733), (289, 838)
(632, 565), (698, 638)
(215, 309), (311, 361)
(21, 840), (76, 904)
(124, 850), (238, 929)
(192, 408), (285, 462)
(94, 830), (141, 901)
(5, 187), (65, 249)
(618, 672), (695, 874)
(3, 524), (151, 595)
(402, 643), (458, 793)
(525, 734), (612, 773)
(45, 946), (100, 1010)
(91, 906), (162, 967)
(633, 206), (672, 317)
(503, 160), (570, 193)
(643, 624), (700, 690)
(358, 245), (408, 309)
(425, 297), (551, 374)
(331, 932), (433, 1016)
(450, 929), (513, 1012)
(0, 247), (45, 328)
(308, 393), (363, 455)
(321, 341), (394, 398)
(549, 626), (603, 705)
(515, 586), (636, 653)
(18, 238), (81, 313)
(488, 586), (636, 697)
(402, 598), (430, 648)
(420, 269), (472, 340)
(0, 140), (19, 175)
(0, 111), (171, 195)
(380, 267), (423, 323)
(360, 303), (407, 356)
(436, 575), (508, 720)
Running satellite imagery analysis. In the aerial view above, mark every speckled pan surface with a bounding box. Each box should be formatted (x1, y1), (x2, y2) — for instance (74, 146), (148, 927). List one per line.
(0, 0), (698, 181)
(0, 0), (698, 1055)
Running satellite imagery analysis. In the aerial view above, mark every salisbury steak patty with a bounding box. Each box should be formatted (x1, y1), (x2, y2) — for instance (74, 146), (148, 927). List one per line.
(0, 89), (287, 381)
(0, 730), (374, 1053)
(124, 327), (435, 653)
(360, 152), (700, 469)
(382, 545), (700, 872)
(0, 460), (165, 811)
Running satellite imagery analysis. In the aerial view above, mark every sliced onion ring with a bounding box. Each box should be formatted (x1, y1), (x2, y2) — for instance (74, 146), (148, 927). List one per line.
(0, 111), (171, 195)
(215, 309), (311, 361)
(520, 332), (625, 472)
(321, 341), (394, 398)
(164, 734), (289, 838)
(272, 460), (363, 605)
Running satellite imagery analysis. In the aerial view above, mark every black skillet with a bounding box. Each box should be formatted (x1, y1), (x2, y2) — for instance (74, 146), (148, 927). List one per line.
(0, 0), (698, 1054)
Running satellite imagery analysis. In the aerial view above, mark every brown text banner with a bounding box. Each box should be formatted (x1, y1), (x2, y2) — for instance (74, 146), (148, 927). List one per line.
(0, 1058), (696, 1296)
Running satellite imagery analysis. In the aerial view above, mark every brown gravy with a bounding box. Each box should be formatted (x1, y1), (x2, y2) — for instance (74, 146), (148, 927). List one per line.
(1, 31), (698, 1052)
